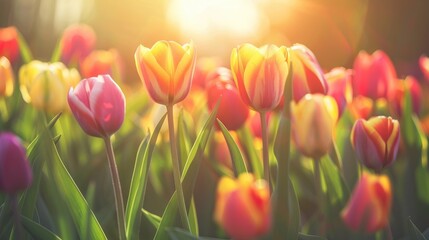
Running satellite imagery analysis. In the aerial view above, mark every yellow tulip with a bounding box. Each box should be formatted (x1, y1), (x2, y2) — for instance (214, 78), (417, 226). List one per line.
(0, 57), (14, 97)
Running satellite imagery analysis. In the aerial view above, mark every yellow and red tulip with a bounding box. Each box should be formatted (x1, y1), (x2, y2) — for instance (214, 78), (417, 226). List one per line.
(352, 50), (397, 100)
(291, 94), (339, 159)
(135, 40), (196, 106)
(0, 57), (14, 98)
(341, 172), (392, 233)
(351, 116), (400, 171)
(68, 75), (125, 138)
(230, 43), (289, 112)
(290, 44), (328, 102)
(19, 61), (80, 113)
(0, 26), (20, 64)
(60, 24), (96, 65)
(214, 173), (271, 240)
(0, 132), (33, 194)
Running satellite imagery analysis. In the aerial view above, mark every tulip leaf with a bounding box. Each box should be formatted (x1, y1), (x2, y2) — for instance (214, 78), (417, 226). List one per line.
(177, 109), (192, 169)
(167, 228), (223, 240)
(50, 39), (62, 63)
(21, 215), (62, 240)
(408, 218), (428, 240)
(17, 31), (33, 63)
(237, 126), (262, 178)
(188, 198), (199, 236)
(217, 119), (248, 176)
(320, 156), (349, 207)
(153, 102), (219, 240)
(125, 114), (166, 240)
(298, 233), (327, 240)
(416, 166), (429, 205)
(142, 209), (161, 229)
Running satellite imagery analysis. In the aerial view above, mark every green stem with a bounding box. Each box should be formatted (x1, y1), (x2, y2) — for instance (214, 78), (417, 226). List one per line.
(313, 158), (326, 235)
(260, 111), (270, 186)
(0, 98), (8, 122)
(103, 137), (126, 240)
(11, 194), (23, 240)
(166, 104), (190, 231)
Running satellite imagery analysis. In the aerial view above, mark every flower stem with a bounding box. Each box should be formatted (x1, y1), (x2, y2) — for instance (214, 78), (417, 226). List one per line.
(260, 111), (270, 187)
(103, 137), (126, 240)
(11, 194), (23, 240)
(167, 104), (190, 231)
(313, 158), (325, 235)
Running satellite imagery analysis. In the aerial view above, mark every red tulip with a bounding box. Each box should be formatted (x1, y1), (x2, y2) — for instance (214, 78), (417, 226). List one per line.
(0, 26), (20, 64)
(341, 172), (392, 233)
(351, 116), (400, 171)
(206, 67), (249, 130)
(60, 24), (96, 65)
(290, 44), (328, 102)
(68, 75), (125, 138)
(352, 50), (397, 100)
(80, 49), (124, 80)
(0, 132), (32, 194)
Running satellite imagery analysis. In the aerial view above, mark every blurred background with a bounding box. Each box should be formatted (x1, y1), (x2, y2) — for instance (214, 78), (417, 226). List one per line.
(1, 0), (429, 84)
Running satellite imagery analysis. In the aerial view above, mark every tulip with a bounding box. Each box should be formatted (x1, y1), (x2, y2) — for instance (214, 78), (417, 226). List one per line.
(60, 24), (96, 65)
(352, 50), (397, 100)
(68, 75), (125, 138)
(351, 116), (400, 171)
(325, 67), (353, 116)
(0, 132), (32, 194)
(206, 67), (249, 130)
(349, 95), (374, 120)
(0, 26), (20, 64)
(0, 57), (14, 97)
(135, 40), (196, 106)
(230, 43), (288, 112)
(290, 44), (328, 102)
(214, 173), (271, 240)
(341, 172), (392, 233)
(192, 57), (221, 90)
(80, 49), (124, 80)
(19, 61), (80, 113)
(419, 55), (429, 82)
(389, 76), (422, 117)
(291, 94), (339, 159)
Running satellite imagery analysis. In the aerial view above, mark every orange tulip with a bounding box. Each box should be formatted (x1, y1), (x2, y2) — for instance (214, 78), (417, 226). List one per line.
(230, 44), (289, 112)
(389, 76), (422, 117)
(214, 173), (271, 240)
(0, 57), (14, 97)
(135, 40), (196, 105)
(291, 94), (339, 159)
(341, 172), (392, 233)
(351, 116), (400, 171)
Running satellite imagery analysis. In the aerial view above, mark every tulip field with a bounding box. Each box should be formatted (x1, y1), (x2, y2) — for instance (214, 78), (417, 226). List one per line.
(2, 8), (429, 240)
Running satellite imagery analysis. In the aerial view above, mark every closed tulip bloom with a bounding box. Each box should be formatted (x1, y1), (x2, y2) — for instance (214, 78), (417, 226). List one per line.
(231, 44), (289, 112)
(19, 61), (80, 113)
(389, 76), (422, 117)
(68, 75), (125, 138)
(214, 173), (271, 240)
(0, 132), (32, 194)
(206, 67), (249, 130)
(325, 67), (353, 116)
(290, 44), (328, 102)
(419, 55), (429, 82)
(351, 116), (400, 171)
(135, 40), (196, 105)
(80, 49), (124, 80)
(0, 26), (20, 64)
(0, 57), (14, 97)
(341, 172), (392, 233)
(352, 50), (397, 100)
(60, 24), (96, 65)
(291, 94), (339, 159)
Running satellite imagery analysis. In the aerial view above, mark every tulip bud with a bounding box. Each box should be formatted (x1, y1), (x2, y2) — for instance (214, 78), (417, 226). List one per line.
(60, 24), (96, 65)
(351, 116), (400, 171)
(192, 57), (221, 90)
(290, 44), (328, 102)
(0, 56), (14, 98)
(80, 49), (124, 80)
(352, 50), (397, 100)
(231, 43), (289, 112)
(341, 172), (392, 233)
(325, 67), (353, 117)
(0, 132), (33, 194)
(0, 26), (20, 64)
(19, 61), (80, 113)
(135, 40), (196, 106)
(206, 67), (249, 130)
(419, 55), (429, 82)
(389, 76), (422, 117)
(68, 75), (125, 138)
(214, 173), (271, 240)
(291, 94), (339, 159)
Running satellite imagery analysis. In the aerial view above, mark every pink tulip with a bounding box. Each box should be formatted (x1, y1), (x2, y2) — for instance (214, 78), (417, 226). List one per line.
(60, 24), (96, 65)
(0, 132), (33, 194)
(325, 67), (353, 116)
(68, 75), (125, 138)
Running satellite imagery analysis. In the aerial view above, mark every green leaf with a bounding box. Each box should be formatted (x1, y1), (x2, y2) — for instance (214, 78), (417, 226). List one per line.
(237, 126), (262, 178)
(298, 233), (327, 240)
(50, 39), (62, 63)
(416, 166), (429, 204)
(21, 215), (62, 240)
(320, 156), (349, 207)
(167, 228), (223, 240)
(408, 218), (428, 240)
(17, 31), (33, 63)
(188, 198), (199, 237)
(142, 209), (162, 229)
(216, 119), (247, 176)
(125, 113), (166, 240)
(153, 102), (219, 240)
